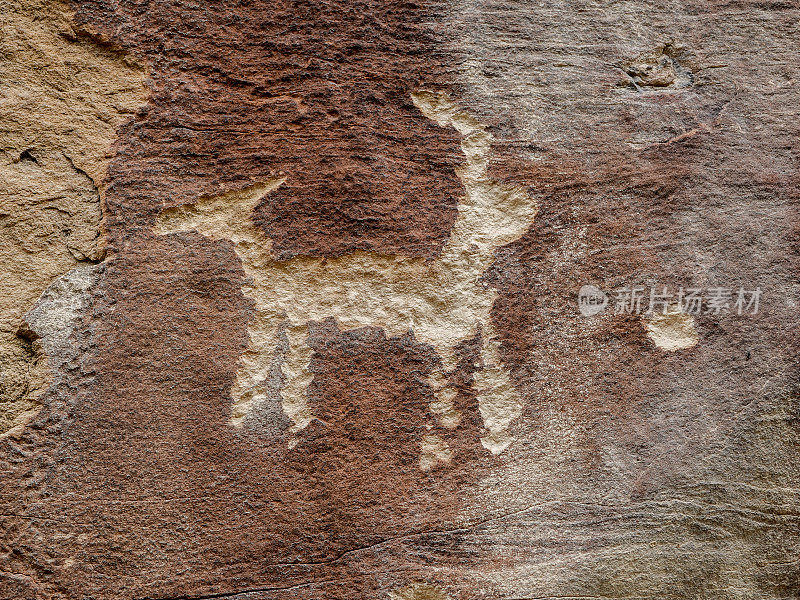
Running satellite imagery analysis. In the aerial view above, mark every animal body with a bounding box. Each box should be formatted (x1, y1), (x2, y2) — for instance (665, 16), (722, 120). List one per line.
(157, 91), (537, 461)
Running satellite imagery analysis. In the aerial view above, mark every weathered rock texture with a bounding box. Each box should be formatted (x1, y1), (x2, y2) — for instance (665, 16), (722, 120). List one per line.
(1, 0), (798, 599)
(0, 0), (147, 436)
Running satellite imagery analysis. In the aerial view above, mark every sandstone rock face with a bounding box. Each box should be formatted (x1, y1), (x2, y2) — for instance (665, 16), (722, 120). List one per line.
(0, 1), (797, 599)
(0, 0), (147, 437)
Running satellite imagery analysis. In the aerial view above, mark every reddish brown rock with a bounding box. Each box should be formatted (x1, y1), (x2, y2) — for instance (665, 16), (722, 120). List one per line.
(1, 0), (798, 599)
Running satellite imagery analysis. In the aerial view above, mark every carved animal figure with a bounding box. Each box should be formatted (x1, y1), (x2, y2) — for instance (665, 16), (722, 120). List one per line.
(156, 92), (537, 460)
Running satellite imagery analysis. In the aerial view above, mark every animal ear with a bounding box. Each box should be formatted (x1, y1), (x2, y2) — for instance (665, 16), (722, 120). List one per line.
(238, 178), (286, 210)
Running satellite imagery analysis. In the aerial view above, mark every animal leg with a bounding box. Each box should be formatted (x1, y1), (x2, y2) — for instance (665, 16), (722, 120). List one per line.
(474, 325), (522, 455)
(427, 346), (462, 430)
(229, 311), (282, 428)
(280, 320), (315, 447)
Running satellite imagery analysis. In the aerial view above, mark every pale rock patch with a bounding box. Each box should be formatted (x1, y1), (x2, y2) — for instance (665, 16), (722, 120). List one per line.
(645, 307), (699, 351)
(390, 583), (451, 600)
(419, 434), (454, 471)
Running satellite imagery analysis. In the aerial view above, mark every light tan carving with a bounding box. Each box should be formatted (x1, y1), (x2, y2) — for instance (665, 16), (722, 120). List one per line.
(156, 92), (537, 456)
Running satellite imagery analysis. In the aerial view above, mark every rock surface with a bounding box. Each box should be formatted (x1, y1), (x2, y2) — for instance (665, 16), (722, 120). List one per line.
(0, 0), (147, 437)
(0, 0), (798, 599)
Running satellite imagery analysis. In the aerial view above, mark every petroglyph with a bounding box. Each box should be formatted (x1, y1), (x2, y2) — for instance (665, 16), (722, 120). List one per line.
(0, 0), (148, 436)
(157, 91), (537, 456)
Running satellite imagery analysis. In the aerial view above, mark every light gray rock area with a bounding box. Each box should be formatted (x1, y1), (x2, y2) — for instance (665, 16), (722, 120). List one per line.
(24, 266), (101, 373)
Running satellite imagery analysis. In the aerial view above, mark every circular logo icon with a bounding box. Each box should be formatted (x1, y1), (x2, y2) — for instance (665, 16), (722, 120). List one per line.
(578, 285), (608, 316)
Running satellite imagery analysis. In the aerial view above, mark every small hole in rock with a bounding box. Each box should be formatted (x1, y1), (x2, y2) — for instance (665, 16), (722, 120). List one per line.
(17, 149), (38, 164)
